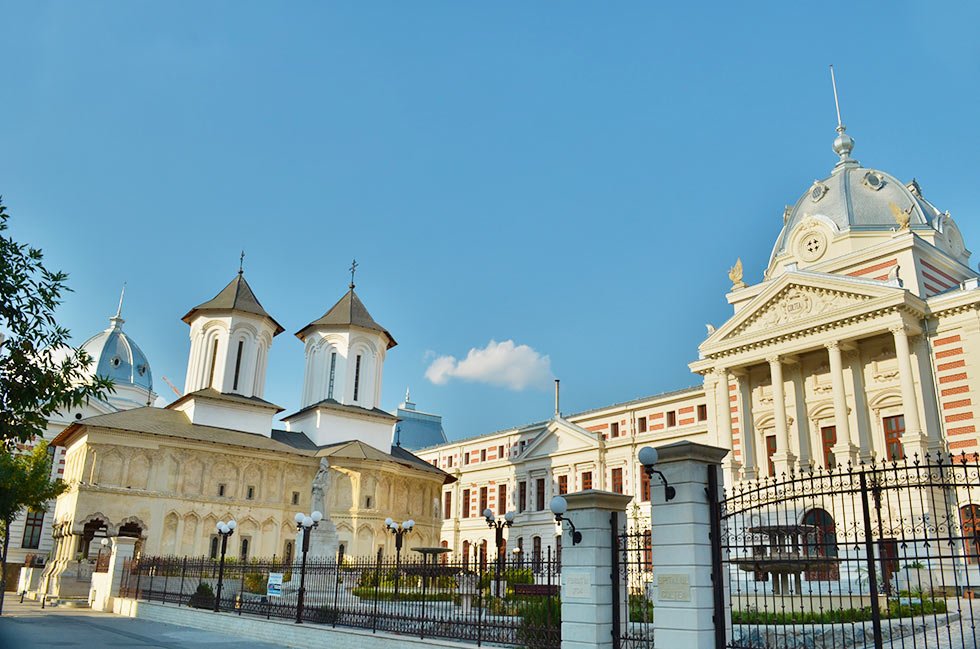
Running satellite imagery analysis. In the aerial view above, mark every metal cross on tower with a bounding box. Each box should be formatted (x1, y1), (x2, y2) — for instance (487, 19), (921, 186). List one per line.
(349, 258), (358, 289)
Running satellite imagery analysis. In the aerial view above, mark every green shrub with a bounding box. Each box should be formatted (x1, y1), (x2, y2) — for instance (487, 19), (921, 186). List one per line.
(629, 594), (653, 622)
(731, 596), (948, 625)
(518, 597), (561, 649)
(504, 568), (534, 586)
(188, 582), (214, 609)
(243, 571), (267, 594)
(309, 607), (340, 624)
(350, 587), (454, 602)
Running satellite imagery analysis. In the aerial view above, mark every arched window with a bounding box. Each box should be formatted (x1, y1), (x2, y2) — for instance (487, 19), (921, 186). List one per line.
(240, 537), (249, 561)
(479, 541), (488, 571)
(232, 340), (245, 391)
(284, 540), (294, 564)
(353, 354), (363, 402)
(462, 540), (470, 567)
(532, 536), (542, 573)
(209, 536), (219, 560)
(207, 339), (219, 388)
(802, 508), (839, 580)
(327, 352), (338, 400)
(960, 504), (980, 563)
(440, 540), (449, 565)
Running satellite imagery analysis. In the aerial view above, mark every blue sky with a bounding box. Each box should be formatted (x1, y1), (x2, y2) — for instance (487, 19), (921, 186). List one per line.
(2, 2), (978, 440)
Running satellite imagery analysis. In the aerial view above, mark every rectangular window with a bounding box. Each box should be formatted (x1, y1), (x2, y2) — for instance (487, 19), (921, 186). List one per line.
(462, 489), (471, 518)
(766, 435), (777, 477)
(637, 417), (647, 433)
(327, 352), (337, 399)
(444, 492), (452, 519)
(518, 481), (527, 513)
(353, 354), (362, 401)
(611, 468), (624, 494)
(610, 422), (620, 437)
(883, 415), (905, 460)
(640, 468), (651, 502)
(666, 411), (677, 427)
(558, 475), (568, 495)
(246, 485), (255, 500)
(207, 339), (219, 388)
(532, 536), (542, 571)
(498, 445), (504, 459)
(218, 483), (226, 497)
(535, 478), (545, 511)
(232, 340), (244, 391)
(498, 484), (507, 515)
(821, 426), (837, 468)
(464, 452), (470, 465)
(582, 471), (593, 490)
(479, 487), (488, 514)
(21, 510), (44, 549)
(697, 404), (708, 422)
(447, 456), (453, 468)
(480, 449), (487, 462)
(291, 491), (300, 505)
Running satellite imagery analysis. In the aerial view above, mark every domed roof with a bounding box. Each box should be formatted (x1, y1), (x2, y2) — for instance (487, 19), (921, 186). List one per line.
(80, 310), (153, 392)
(770, 129), (946, 260)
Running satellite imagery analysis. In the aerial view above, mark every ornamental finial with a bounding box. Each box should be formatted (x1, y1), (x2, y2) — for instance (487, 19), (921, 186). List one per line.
(728, 258), (746, 290)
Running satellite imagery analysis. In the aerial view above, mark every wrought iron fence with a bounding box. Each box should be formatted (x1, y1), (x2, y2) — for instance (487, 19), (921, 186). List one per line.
(715, 452), (980, 649)
(120, 549), (561, 648)
(614, 522), (655, 649)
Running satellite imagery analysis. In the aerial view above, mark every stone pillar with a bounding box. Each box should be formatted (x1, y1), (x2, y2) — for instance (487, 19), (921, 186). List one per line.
(650, 441), (730, 649)
(90, 536), (137, 612)
(891, 325), (927, 455)
(714, 368), (740, 477)
(827, 341), (858, 465)
(735, 371), (758, 480)
(560, 490), (632, 649)
(767, 356), (795, 474)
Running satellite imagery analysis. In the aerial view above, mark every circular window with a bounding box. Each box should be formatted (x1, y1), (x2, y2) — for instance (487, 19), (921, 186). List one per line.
(110, 357), (122, 368)
(798, 231), (827, 262)
(810, 182), (828, 202)
(137, 364), (147, 376)
(863, 171), (884, 191)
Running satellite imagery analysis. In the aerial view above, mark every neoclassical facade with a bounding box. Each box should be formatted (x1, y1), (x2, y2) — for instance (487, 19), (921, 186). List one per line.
(420, 122), (980, 561)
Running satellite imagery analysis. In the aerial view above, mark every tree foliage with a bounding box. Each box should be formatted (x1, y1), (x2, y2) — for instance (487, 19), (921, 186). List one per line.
(0, 197), (112, 447)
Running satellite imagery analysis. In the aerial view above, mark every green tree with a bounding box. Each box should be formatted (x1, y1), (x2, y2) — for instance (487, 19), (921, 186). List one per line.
(0, 197), (112, 447)
(0, 197), (111, 614)
(0, 441), (69, 614)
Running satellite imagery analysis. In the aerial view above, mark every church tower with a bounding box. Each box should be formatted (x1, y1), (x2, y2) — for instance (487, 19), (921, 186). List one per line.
(283, 270), (397, 451)
(181, 270), (284, 398)
(172, 269), (285, 436)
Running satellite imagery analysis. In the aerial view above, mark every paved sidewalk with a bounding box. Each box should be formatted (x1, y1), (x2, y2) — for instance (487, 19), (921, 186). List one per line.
(0, 599), (290, 649)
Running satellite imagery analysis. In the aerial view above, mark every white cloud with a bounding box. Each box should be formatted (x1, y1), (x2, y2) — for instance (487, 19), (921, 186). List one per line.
(425, 339), (552, 391)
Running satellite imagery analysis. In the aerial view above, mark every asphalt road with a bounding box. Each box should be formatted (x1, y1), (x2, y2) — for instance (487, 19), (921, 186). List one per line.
(0, 599), (290, 649)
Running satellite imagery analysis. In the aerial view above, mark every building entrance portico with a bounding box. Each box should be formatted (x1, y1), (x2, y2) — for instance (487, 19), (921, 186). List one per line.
(693, 271), (936, 480)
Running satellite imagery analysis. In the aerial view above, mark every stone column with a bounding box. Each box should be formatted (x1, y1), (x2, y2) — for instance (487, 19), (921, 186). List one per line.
(735, 371), (758, 480)
(714, 368), (740, 477)
(891, 325), (927, 455)
(767, 356), (795, 474)
(560, 490), (633, 649)
(650, 441), (730, 649)
(827, 341), (858, 465)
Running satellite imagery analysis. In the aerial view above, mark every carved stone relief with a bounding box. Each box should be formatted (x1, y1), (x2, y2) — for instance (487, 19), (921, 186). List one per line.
(729, 286), (872, 338)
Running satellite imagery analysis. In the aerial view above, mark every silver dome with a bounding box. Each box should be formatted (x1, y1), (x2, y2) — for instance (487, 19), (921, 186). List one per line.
(771, 134), (945, 261)
(80, 314), (153, 391)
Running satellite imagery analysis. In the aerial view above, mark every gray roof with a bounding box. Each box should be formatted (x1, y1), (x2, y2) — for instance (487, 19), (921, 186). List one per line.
(281, 398), (398, 423)
(295, 288), (396, 348)
(182, 273), (285, 335)
(170, 388), (284, 413)
(81, 315), (153, 392)
(52, 407), (314, 455)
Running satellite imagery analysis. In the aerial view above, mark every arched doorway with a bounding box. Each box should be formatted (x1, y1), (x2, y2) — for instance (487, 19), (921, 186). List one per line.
(802, 508), (838, 580)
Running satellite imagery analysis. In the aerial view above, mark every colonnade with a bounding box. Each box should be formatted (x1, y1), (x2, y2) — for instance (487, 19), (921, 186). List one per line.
(710, 324), (929, 479)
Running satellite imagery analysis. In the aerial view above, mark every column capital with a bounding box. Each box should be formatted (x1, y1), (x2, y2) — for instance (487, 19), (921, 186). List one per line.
(825, 340), (841, 351)
(889, 324), (909, 336)
(712, 366), (729, 378)
(765, 354), (781, 365)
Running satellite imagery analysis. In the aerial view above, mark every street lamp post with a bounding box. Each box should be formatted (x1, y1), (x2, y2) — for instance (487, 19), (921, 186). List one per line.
(484, 509), (515, 597)
(294, 510), (322, 624)
(213, 520), (237, 612)
(384, 518), (414, 597)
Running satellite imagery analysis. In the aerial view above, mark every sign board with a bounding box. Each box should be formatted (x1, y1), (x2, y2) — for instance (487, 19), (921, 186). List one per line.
(266, 572), (284, 598)
(657, 573), (691, 602)
(563, 571), (592, 599)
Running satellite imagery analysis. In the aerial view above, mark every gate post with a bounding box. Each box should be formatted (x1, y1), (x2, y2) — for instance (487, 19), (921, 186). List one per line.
(648, 441), (729, 649)
(560, 490), (632, 649)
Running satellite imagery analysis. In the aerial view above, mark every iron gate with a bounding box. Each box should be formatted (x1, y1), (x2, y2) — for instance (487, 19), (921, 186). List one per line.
(713, 452), (980, 649)
(613, 512), (655, 649)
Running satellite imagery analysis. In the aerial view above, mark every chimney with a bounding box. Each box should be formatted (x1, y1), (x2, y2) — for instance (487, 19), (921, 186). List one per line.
(554, 379), (561, 418)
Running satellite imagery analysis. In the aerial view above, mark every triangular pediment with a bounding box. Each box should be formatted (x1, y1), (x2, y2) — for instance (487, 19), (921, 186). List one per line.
(703, 272), (909, 350)
(521, 418), (600, 459)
